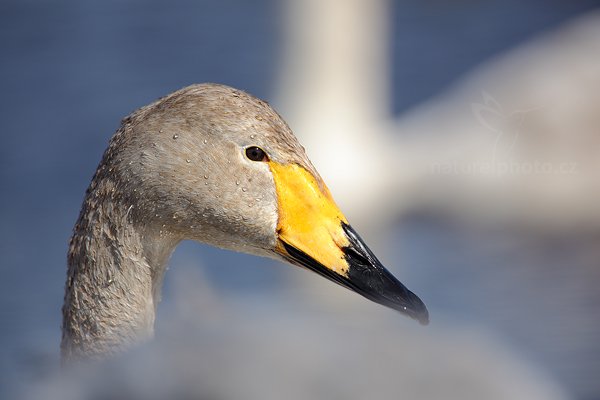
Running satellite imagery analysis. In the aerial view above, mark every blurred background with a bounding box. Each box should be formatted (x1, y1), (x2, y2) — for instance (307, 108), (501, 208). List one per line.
(1, 0), (600, 399)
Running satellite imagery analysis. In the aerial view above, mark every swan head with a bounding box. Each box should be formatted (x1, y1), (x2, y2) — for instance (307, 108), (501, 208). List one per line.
(106, 83), (428, 324)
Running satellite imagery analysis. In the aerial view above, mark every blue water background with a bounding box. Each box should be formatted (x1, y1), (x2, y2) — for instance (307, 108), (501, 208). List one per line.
(1, 0), (599, 398)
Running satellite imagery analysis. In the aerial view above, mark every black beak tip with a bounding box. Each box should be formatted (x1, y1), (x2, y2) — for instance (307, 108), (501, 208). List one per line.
(280, 224), (431, 326)
(418, 312), (430, 326)
(405, 294), (429, 326)
(384, 286), (429, 325)
(341, 223), (430, 325)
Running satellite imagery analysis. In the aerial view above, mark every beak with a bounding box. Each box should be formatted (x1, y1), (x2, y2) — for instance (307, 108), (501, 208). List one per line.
(269, 162), (429, 325)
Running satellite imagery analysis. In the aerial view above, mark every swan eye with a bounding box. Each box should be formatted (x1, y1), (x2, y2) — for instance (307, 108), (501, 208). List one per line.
(245, 146), (269, 162)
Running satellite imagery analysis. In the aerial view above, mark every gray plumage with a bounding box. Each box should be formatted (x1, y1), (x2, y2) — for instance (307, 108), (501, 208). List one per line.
(62, 83), (321, 362)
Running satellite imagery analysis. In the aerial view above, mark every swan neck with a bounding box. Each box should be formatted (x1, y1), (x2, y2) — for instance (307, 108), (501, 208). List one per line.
(61, 181), (177, 362)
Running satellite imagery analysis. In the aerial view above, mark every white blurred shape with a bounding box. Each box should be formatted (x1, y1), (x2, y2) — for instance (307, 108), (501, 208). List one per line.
(395, 11), (600, 231)
(278, 1), (600, 232)
(277, 0), (398, 231)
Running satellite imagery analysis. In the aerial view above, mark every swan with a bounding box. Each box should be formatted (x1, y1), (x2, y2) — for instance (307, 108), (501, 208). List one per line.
(61, 83), (428, 362)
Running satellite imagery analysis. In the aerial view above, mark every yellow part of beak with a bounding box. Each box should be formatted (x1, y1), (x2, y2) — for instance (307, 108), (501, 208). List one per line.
(269, 162), (350, 276)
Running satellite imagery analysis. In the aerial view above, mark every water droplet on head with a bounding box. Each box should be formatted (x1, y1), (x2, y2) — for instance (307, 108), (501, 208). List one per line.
(159, 129), (163, 133)
(235, 180), (240, 186)
(203, 139), (208, 144)
(241, 187), (247, 192)
(204, 174), (209, 179)
(173, 134), (179, 139)
(250, 134), (255, 139)
(186, 159), (191, 163)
